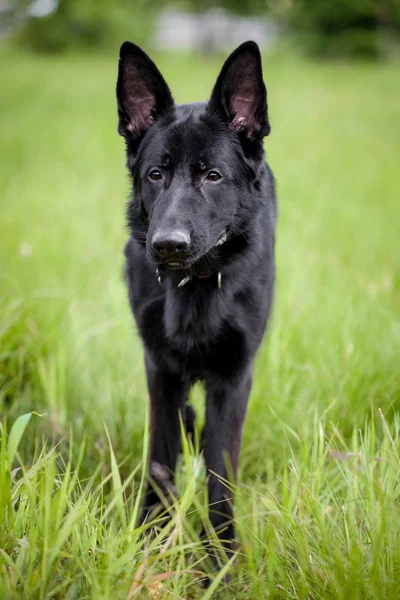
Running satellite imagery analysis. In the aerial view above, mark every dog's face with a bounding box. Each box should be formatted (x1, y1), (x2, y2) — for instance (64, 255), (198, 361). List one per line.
(117, 41), (270, 272)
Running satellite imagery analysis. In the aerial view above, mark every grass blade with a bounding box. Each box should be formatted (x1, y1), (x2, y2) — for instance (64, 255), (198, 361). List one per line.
(7, 411), (45, 463)
(104, 422), (127, 529)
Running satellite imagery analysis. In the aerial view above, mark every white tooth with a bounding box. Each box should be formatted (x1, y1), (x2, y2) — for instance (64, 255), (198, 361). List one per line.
(216, 231), (227, 246)
(177, 275), (192, 288)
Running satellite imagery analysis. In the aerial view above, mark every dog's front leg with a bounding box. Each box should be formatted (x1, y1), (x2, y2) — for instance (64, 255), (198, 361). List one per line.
(202, 368), (252, 559)
(138, 352), (189, 525)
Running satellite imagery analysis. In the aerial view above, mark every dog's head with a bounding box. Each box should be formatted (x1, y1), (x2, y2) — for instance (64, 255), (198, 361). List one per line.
(117, 41), (270, 273)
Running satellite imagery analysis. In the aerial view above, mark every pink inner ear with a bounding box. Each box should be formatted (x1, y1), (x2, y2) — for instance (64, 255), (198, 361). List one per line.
(228, 71), (260, 138)
(126, 96), (154, 134)
(123, 60), (156, 135)
(230, 96), (260, 139)
(231, 95), (257, 133)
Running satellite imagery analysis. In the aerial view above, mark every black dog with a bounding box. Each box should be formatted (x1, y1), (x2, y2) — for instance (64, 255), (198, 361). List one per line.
(116, 40), (276, 564)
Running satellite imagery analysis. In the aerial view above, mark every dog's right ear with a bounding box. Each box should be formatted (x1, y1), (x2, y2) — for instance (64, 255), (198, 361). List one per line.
(116, 42), (174, 141)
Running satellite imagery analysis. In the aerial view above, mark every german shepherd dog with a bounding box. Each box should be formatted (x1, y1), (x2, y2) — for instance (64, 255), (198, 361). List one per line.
(116, 40), (276, 569)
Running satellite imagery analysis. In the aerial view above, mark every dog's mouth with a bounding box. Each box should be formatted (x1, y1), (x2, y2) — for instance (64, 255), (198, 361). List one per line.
(156, 229), (228, 272)
(163, 254), (202, 271)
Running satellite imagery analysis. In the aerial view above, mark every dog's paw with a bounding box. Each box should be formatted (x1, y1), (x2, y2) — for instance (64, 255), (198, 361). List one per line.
(149, 461), (179, 499)
(137, 462), (179, 528)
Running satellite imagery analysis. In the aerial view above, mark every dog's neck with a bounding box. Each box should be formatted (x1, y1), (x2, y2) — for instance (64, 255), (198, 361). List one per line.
(156, 268), (222, 289)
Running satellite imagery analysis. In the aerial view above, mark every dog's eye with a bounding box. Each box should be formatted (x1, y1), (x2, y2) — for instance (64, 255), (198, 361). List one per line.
(206, 171), (222, 182)
(149, 169), (162, 181)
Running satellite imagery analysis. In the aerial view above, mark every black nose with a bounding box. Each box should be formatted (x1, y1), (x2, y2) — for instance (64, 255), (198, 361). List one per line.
(151, 231), (190, 255)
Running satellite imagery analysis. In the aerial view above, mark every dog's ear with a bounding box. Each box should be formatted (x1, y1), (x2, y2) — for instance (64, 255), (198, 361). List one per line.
(117, 42), (174, 140)
(209, 41), (270, 140)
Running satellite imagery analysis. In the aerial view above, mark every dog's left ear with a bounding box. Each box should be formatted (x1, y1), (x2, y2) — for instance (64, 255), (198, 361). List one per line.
(209, 41), (270, 140)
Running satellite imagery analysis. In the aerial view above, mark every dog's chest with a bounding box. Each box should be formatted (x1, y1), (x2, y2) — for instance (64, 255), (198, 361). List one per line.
(164, 286), (224, 349)
(163, 289), (247, 378)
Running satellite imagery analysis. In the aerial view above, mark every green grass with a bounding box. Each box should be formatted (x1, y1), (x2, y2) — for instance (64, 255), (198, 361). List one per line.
(1, 46), (400, 599)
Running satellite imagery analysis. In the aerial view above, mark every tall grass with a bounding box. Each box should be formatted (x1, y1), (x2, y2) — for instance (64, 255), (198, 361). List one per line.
(1, 48), (400, 598)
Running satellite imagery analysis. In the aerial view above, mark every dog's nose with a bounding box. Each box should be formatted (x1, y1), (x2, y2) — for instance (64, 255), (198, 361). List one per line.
(151, 231), (190, 255)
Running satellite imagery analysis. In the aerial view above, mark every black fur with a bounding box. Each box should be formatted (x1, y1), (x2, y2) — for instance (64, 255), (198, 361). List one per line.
(116, 40), (277, 569)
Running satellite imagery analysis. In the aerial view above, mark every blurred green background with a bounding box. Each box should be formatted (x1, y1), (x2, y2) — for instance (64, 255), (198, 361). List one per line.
(1, 1), (400, 598)
(4, 0), (400, 58)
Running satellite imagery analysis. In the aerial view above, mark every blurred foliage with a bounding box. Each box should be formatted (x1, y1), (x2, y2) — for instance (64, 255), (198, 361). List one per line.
(177, 0), (268, 15)
(270, 0), (400, 59)
(4, 0), (400, 59)
(10, 0), (155, 52)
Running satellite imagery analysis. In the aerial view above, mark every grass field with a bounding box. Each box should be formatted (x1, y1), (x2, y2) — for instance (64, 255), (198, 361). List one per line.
(1, 46), (400, 599)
